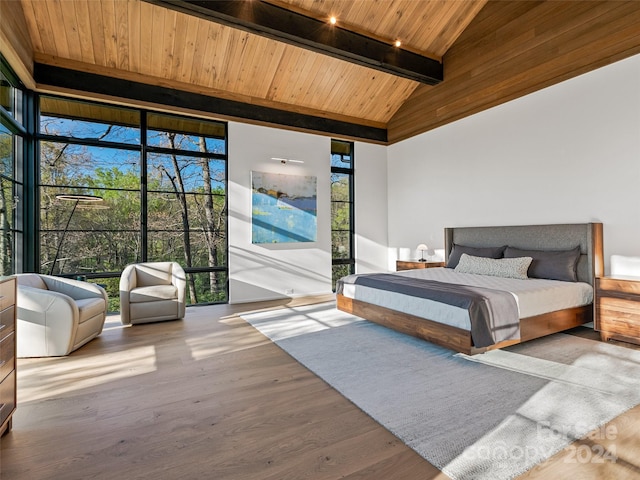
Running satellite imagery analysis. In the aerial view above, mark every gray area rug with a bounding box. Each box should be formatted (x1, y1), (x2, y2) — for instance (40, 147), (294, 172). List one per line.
(241, 302), (640, 480)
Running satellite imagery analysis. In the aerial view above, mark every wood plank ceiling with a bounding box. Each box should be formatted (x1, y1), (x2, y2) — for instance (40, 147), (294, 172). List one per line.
(18, 0), (487, 138)
(11, 0), (640, 143)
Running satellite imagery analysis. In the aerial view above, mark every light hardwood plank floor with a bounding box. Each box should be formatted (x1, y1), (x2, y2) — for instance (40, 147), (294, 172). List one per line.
(1, 296), (639, 479)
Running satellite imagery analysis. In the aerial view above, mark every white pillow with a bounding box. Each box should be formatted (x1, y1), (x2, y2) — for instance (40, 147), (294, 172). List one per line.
(455, 253), (532, 280)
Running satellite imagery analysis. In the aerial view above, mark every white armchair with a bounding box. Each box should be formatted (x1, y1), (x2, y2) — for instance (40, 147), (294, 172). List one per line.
(119, 262), (186, 325)
(16, 274), (108, 357)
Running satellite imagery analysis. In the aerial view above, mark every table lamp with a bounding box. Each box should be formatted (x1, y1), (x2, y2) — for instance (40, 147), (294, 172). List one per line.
(417, 244), (428, 262)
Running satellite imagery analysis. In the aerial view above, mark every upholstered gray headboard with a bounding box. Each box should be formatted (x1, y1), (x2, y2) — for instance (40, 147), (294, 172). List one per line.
(444, 223), (604, 285)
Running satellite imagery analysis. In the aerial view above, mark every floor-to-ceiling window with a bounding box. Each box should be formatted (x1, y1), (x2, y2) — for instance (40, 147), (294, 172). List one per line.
(145, 112), (227, 304)
(0, 59), (24, 276)
(330, 139), (355, 289)
(37, 95), (228, 308)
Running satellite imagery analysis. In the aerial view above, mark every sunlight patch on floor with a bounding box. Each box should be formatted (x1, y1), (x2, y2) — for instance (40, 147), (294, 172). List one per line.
(17, 346), (158, 402)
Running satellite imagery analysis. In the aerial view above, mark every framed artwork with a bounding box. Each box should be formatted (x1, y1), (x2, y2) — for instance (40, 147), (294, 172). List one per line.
(251, 171), (317, 243)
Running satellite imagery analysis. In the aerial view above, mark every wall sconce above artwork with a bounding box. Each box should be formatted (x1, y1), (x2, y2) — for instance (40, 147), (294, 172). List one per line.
(271, 157), (304, 165)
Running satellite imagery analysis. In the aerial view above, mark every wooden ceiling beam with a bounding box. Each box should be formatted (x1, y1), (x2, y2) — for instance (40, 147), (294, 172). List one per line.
(144, 0), (443, 85)
(34, 63), (388, 143)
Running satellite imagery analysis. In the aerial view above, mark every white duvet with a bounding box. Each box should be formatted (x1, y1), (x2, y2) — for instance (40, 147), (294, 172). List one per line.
(338, 267), (593, 331)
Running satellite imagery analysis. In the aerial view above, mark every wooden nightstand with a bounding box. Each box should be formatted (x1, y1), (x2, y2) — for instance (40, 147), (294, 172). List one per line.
(396, 260), (445, 271)
(595, 276), (640, 345)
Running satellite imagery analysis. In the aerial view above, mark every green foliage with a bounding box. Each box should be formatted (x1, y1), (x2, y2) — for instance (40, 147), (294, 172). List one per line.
(0, 131), (12, 176)
(332, 264), (353, 291)
(0, 131), (15, 275)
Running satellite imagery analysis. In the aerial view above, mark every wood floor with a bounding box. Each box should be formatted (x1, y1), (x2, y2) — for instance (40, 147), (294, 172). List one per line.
(1, 296), (639, 480)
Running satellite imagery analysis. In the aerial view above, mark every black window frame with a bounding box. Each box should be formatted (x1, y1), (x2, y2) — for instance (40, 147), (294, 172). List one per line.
(35, 94), (229, 305)
(0, 56), (28, 276)
(330, 139), (355, 290)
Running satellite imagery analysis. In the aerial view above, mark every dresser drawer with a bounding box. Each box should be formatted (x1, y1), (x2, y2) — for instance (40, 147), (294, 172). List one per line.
(0, 277), (16, 311)
(0, 369), (16, 427)
(0, 331), (15, 383)
(0, 306), (15, 341)
(596, 277), (640, 296)
(597, 296), (640, 335)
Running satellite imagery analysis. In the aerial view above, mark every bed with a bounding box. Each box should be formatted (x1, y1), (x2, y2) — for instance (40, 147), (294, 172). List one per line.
(336, 223), (604, 355)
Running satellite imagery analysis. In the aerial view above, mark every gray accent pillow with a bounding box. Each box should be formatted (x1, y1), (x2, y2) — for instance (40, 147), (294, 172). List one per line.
(446, 244), (506, 269)
(455, 254), (533, 280)
(504, 245), (581, 282)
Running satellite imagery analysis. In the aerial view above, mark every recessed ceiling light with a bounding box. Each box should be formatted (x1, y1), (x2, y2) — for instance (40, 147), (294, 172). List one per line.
(329, 16), (337, 25)
(394, 40), (402, 48)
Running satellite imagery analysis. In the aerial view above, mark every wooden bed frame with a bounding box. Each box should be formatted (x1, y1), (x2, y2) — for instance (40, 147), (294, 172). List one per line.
(337, 223), (604, 355)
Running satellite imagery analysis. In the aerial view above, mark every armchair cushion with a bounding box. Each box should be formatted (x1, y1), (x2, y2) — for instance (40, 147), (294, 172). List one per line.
(130, 285), (178, 303)
(76, 297), (109, 323)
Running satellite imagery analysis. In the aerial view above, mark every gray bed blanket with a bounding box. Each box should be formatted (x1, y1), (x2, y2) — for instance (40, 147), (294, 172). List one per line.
(340, 274), (520, 348)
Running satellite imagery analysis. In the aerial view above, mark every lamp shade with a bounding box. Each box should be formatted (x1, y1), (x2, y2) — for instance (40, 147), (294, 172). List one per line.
(611, 255), (640, 278)
(417, 244), (428, 251)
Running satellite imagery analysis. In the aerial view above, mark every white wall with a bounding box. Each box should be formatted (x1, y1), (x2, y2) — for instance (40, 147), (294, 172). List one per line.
(387, 53), (640, 274)
(354, 141), (390, 273)
(228, 123), (332, 303)
(227, 124), (390, 303)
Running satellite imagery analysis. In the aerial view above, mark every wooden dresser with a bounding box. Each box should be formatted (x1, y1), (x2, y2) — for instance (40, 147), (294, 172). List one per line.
(396, 260), (445, 271)
(595, 276), (640, 345)
(0, 276), (16, 437)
